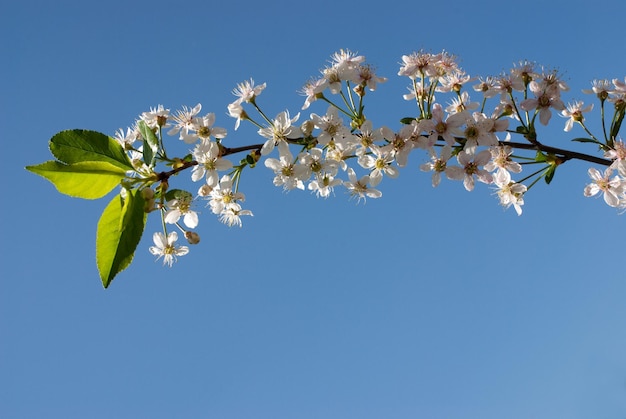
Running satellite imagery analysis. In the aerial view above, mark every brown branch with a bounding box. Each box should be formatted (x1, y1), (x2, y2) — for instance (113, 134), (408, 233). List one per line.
(503, 141), (611, 166)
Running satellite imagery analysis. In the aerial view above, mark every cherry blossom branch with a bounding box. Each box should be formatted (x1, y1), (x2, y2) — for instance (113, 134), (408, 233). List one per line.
(501, 141), (612, 166)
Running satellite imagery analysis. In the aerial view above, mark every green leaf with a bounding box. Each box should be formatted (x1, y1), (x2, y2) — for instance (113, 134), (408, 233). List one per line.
(515, 125), (528, 134)
(400, 117), (416, 125)
(138, 121), (159, 167)
(544, 165), (556, 184)
(26, 161), (127, 199)
(164, 189), (193, 202)
(535, 151), (547, 163)
(49, 130), (133, 171)
(571, 137), (603, 146)
(96, 189), (147, 288)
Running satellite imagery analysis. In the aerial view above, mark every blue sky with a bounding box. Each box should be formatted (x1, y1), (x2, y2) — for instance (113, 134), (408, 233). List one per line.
(2, 0), (626, 418)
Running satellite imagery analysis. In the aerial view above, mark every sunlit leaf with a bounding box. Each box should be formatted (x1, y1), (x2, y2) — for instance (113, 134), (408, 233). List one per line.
(26, 161), (127, 199)
(96, 189), (147, 288)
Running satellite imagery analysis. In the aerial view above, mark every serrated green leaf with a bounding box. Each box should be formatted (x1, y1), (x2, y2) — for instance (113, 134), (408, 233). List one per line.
(26, 161), (127, 199)
(49, 129), (133, 171)
(96, 189), (147, 288)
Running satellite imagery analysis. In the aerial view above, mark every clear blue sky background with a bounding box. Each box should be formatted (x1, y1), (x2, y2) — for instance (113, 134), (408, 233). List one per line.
(2, 0), (625, 418)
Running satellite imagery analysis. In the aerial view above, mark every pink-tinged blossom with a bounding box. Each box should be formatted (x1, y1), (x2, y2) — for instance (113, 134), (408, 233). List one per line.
(445, 149), (493, 191)
(419, 103), (465, 146)
(354, 120), (384, 156)
(420, 145), (452, 187)
(583, 167), (625, 207)
(382, 125), (414, 167)
(437, 70), (473, 93)
(149, 232), (189, 267)
(484, 145), (522, 185)
(343, 168), (382, 202)
(355, 64), (387, 91)
(494, 73), (525, 99)
(462, 113), (499, 152)
(520, 81), (565, 125)
(560, 100), (593, 131)
(582, 79), (612, 100)
(613, 77), (626, 94)
(310, 107), (351, 146)
(473, 76), (499, 99)
(604, 139), (626, 177)
(495, 181), (527, 216)
(445, 91), (479, 116)
(398, 51), (437, 80)
(300, 77), (328, 110)
(329, 49), (365, 82)
(357, 144), (399, 186)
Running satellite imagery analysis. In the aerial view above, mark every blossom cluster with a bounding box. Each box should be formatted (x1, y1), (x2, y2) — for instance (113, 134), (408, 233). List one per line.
(111, 49), (625, 266)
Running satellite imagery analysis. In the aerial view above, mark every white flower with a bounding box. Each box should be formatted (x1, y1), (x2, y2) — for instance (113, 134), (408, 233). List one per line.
(264, 150), (308, 191)
(231, 79), (266, 104)
(149, 232), (189, 267)
(604, 140), (626, 177)
(445, 149), (493, 191)
(484, 145), (522, 185)
(495, 181), (527, 216)
(357, 144), (399, 186)
(141, 104), (170, 129)
(258, 111), (302, 155)
(300, 77), (328, 110)
(310, 106), (351, 146)
(308, 173), (342, 198)
(164, 196), (199, 229)
(343, 168), (382, 202)
(583, 167), (625, 208)
(208, 175), (246, 215)
(420, 145), (452, 187)
(355, 64), (387, 91)
(227, 102), (247, 130)
(168, 103), (202, 139)
(182, 113), (227, 144)
(560, 100), (593, 132)
(520, 80), (565, 125)
(419, 103), (465, 146)
(114, 127), (137, 149)
(445, 91), (479, 116)
(191, 141), (233, 187)
(218, 204), (253, 227)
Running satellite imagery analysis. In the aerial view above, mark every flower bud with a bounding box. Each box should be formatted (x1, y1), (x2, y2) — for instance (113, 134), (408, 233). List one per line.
(185, 231), (200, 245)
(198, 184), (213, 197)
(141, 187), (155, 200)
